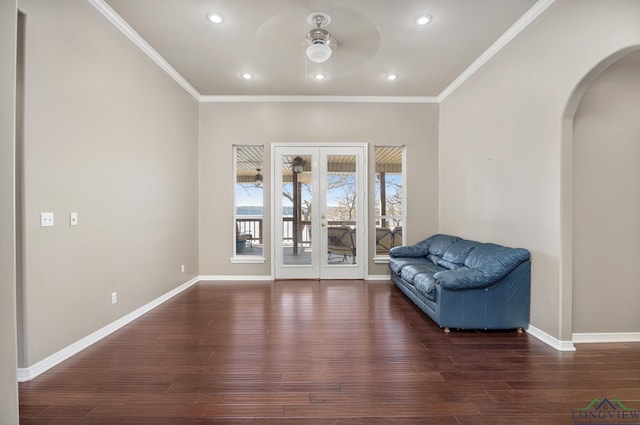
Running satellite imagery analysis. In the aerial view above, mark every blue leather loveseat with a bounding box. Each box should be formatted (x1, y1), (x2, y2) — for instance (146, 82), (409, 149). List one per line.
(389, 234), (530, 331)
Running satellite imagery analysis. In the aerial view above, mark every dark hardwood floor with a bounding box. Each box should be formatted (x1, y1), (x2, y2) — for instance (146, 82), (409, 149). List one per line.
(19, 280), (640, 424)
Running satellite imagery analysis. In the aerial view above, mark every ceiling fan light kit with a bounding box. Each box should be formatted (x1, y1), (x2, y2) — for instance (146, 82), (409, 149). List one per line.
(254, 168), (263, 187)
(306, 12), (334, 63)
(306, 43), (332, 63)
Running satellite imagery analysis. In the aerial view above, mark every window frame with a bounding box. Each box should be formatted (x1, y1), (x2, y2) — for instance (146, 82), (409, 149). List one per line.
(231, 144), (266, 264)
(372, 145), (406, 264)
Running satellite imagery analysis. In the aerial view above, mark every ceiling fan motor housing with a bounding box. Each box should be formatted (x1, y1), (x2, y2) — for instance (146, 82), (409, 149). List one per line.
(308, 27), (331, 45)
(305, 12), (334, 63)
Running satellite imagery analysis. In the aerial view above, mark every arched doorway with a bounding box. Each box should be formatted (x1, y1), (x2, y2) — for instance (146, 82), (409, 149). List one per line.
(561, 46), (640, 342)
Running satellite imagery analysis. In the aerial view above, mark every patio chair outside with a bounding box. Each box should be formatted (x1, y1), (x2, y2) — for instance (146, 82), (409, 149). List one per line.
(327, 226), (356, 264)
(376, 227), (393, 255)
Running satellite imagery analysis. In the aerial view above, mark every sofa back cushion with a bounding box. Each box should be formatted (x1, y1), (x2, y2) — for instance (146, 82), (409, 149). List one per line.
(427, 254), (442, 265)
(412, 234), (438, 253)
(439, 239), (480, 269)
(427, 234), (461, 256)
(390, 234), (461, 261)
(422, 234), (461, 266)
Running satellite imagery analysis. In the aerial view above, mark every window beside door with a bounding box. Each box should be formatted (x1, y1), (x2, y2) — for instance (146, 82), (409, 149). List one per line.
(232, 145), (264, 261)
(374, 146), (405, 260)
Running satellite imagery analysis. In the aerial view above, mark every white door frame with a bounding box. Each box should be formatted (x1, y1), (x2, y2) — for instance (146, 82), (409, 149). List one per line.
(271, 143), (368, 279)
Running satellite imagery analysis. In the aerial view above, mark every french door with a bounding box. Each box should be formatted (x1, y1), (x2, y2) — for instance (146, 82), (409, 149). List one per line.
(273, 144), (367, 279)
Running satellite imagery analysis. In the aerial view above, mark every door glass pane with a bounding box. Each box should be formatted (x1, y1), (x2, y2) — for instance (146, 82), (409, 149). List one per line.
(282, 155), (312, 265)
(326, 155), (357, 265)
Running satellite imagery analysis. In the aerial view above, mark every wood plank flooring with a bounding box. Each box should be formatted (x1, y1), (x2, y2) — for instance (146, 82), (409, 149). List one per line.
(18, 280), (640, 424)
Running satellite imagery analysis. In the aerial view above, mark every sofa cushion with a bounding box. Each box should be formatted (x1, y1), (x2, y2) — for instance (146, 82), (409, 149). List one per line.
(427, 234), (461, 256)
(442, 239), (480, 265)
(401, 263), (445, 282)
(426, 254), (442, 265)
(414, 273), (437, 301)
(436, 258), (465, 270)
(389, 257), (431, 275)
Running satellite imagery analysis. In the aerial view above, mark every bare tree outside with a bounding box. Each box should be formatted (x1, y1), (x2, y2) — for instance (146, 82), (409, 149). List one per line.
(327, 173), (357, 221)
(376, 174), (403, 227)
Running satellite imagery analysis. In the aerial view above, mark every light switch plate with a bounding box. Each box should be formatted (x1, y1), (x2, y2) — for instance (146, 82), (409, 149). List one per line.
(70, 212), (78, 226)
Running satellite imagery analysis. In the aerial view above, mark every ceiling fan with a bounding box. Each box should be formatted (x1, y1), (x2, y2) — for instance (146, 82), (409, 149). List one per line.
(305, 12), (336, 63)
(255, 5), (380, 74)
(281, 156), (309, 176)
(254, 168), (263, 188)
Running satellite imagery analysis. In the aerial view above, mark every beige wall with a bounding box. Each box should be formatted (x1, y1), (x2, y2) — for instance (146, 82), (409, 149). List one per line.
(0, 0), (19, 422)
(439, 0), (640, 341)
(19, 0), (199, 366)
(199, 102), (439, 277)
(573, 59), (640, 333)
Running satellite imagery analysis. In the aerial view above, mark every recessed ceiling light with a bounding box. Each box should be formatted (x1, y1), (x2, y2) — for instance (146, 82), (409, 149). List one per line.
(313, 73), (326, 81)
(414, 15), (432, 26)
(205, 12), (224, 24)
(241, 73), (253, 80)
(386, 74), (398, 81)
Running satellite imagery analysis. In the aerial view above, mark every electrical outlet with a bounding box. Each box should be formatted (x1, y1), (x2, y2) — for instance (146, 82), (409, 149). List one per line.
(40, 212), (54, 227)
(111, 292), (117, 304)
(181, 264), (185, 273)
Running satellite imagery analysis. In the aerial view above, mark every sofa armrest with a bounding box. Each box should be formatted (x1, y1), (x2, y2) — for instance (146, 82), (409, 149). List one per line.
(434, 245), (530, 290)
(434, 261), (531, 329)
(389, 235), (440, 258)
(433, 268), (491, 290)
(389, 245), (427, 258)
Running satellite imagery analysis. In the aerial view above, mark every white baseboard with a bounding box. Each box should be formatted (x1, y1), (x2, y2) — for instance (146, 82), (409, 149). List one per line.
(367, 275), (391, 280)
(573, 332), (640, 344)
(200, 275), (391, 282)
(23, 276), (594, 381)
(17, 276), (200, 382)
(526, 324), (576, 351)
(199, 275), (273, 281)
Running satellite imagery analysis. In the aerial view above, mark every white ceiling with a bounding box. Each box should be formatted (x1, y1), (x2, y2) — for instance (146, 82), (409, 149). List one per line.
(102, 0), (540, 98)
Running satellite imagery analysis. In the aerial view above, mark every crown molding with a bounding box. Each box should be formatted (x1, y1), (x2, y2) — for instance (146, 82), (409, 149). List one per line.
(199, 95), (439, 103)
(438, 0), (556, 102)
(88, 0), (201, 101)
